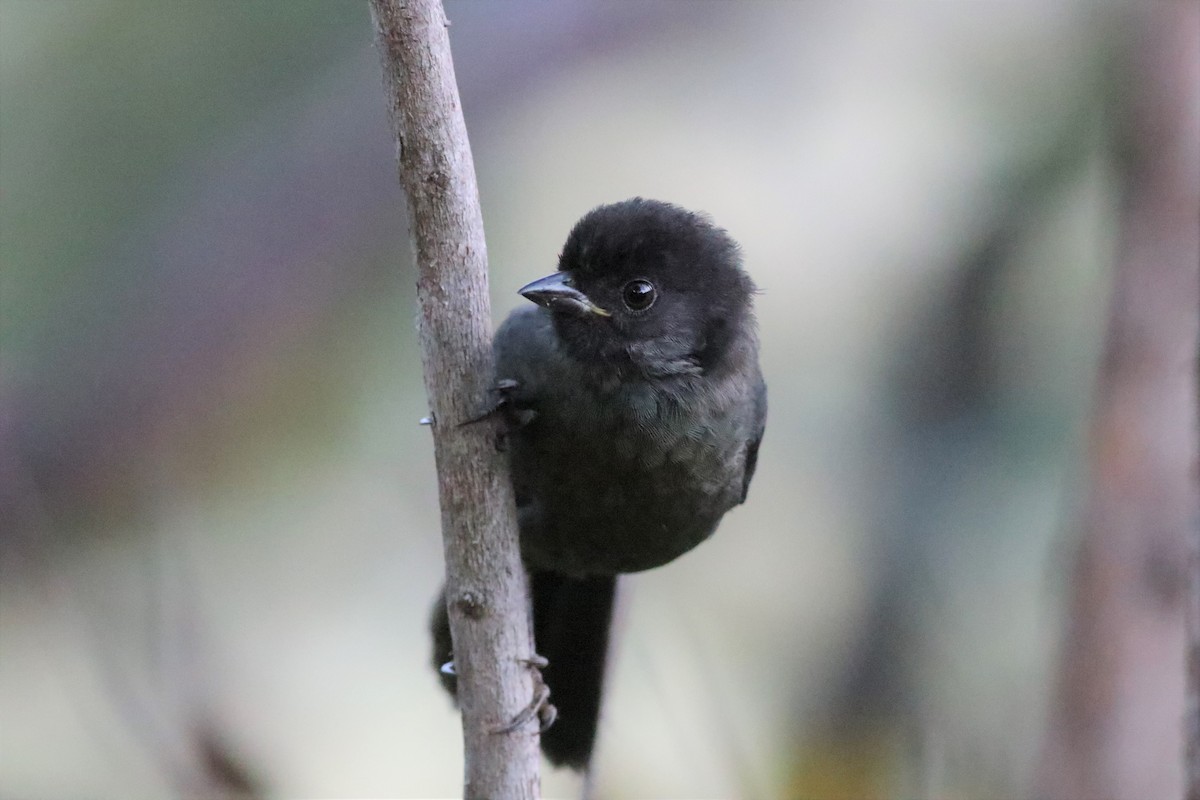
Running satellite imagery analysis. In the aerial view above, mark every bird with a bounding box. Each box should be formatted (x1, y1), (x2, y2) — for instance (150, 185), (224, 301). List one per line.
(430, 197), (766, 770)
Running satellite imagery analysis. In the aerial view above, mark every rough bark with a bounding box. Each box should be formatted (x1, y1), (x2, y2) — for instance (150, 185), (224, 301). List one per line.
(369, 1), (541, 796)
(1036, 4), (1200, 799)
(1191, 443), (1200, 799)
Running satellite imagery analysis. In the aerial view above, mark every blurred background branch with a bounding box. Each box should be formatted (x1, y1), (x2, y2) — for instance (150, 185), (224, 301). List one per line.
(1035, 3), (1200, 798)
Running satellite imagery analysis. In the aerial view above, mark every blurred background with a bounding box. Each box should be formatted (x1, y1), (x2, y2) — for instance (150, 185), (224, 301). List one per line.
(1, 2), (1196, 798)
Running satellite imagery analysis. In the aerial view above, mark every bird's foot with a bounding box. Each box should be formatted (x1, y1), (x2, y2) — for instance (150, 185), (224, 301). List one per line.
(492, 653), (556, 734)
(460, 379), (536, 448)
(460, 379), (517, 426)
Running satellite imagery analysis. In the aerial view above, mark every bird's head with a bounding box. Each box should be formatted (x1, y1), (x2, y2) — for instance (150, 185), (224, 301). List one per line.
(518, 198), (756, 377)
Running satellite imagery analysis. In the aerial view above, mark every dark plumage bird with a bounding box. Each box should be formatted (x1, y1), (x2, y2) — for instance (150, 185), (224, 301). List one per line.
(431, 197), (766, 770)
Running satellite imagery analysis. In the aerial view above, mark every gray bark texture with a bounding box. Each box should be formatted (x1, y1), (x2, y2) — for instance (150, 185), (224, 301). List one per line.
(369, 1), (542, 797)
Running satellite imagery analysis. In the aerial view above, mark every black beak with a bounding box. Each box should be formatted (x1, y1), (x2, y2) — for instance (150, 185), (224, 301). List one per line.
(518, 272), (611, 317)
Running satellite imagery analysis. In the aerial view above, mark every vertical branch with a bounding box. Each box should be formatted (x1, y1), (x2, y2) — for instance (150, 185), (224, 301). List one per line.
(1036, 3), (1200, 799)
(369, 1), (541, 797)
(1191, 439), (1200, 800)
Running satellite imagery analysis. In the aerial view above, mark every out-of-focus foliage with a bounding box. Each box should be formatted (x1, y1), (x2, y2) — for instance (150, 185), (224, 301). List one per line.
(1, 2), (1137, 797)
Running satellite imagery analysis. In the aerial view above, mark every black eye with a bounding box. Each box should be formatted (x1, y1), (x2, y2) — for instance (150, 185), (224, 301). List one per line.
(622, 279), (656, 311)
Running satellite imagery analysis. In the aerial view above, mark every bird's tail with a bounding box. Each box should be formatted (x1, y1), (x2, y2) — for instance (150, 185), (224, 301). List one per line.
(429, 571), (617, 771)
(530, 570), (616, 769)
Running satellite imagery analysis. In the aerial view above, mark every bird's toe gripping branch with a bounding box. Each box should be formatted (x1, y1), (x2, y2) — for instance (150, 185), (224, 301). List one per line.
(492, 654), (556, 735)
(459, 379), (536, 448)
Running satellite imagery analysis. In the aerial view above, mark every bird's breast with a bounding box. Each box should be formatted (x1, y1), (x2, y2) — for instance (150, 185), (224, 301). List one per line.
(513, 379), (745, 575)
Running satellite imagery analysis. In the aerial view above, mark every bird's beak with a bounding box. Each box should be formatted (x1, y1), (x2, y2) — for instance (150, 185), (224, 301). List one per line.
(518, 272), (611, 317)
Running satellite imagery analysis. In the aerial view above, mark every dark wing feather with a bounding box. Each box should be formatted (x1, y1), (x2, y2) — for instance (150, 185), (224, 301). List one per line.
(739, 378), (767, 504)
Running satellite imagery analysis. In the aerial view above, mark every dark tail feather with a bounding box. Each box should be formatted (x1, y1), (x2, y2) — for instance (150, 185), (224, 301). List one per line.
(428, 572), (617, 771)
(531, 570), (616, 770)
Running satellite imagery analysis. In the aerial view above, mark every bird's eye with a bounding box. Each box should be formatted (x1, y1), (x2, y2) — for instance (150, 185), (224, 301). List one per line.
(622, 279), (656, 311)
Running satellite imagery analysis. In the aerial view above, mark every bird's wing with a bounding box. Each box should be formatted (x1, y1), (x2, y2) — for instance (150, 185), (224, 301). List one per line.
(739, 378), (767, 504)
(493, 306), (559, 409)
(493, 306), (561, 509)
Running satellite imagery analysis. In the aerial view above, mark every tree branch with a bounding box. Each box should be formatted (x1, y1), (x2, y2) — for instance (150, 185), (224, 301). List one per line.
(369, 1), (541, 796)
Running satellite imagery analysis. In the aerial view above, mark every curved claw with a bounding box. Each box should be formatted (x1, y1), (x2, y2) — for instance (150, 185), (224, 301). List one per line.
(536, 697), (557, 733)
(521, 653), (549, 670)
